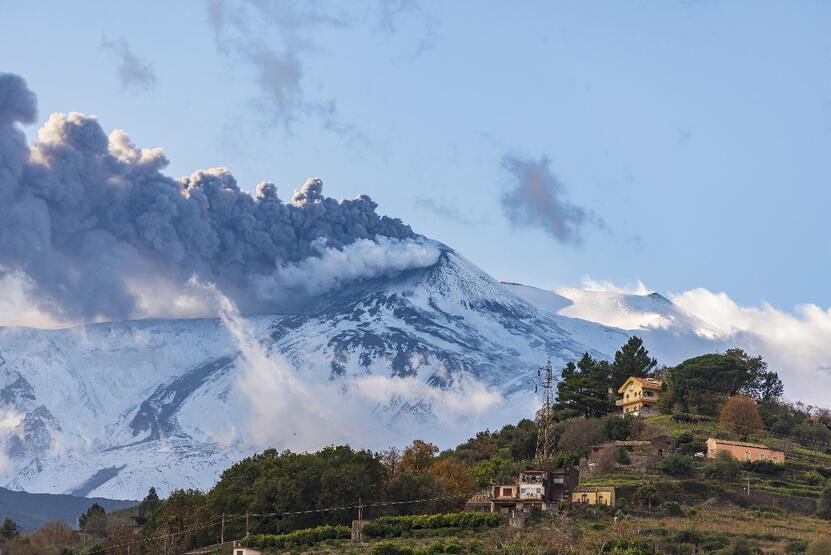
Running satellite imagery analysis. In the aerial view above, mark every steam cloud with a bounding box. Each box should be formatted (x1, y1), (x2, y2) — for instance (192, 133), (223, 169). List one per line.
(0, 73), (435, 327)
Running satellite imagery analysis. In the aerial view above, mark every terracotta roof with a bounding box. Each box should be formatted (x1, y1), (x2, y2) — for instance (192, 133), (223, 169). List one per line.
(573, 486), (615, 492)
(617, 376), (663, 393)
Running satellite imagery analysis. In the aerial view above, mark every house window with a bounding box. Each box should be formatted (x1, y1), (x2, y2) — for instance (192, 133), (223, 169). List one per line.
(745, 452), (751, 461)
(581, 494), (589, 503)
(502, 488), (512, 497)
(237, 551), (244, 555)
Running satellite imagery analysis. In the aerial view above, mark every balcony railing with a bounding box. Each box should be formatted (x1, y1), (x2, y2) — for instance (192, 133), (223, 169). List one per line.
(615, 399), (626, 406)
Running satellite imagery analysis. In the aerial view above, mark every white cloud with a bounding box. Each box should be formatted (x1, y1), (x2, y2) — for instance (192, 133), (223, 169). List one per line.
(579, 276), (652, 295)
(0, 272), (69, 329)
(0, 406), (23, 473)
(557, 277), (831, 405)
(670, 288), (831, 403)
(253, 237), (441, 301)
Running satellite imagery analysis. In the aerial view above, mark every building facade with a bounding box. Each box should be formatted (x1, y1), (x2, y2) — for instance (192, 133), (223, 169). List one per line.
(616, 377), (663, 416)
(571, 486), (615, 506)
(705, 438), (784, 463)
(489, 467), (579, 513)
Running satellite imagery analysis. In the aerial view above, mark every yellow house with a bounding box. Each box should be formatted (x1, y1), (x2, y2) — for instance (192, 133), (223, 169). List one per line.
(572, 486), (615, 506)
(617, 377), (663, 416)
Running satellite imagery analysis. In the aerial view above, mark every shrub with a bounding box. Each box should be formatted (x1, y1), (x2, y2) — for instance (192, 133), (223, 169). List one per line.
(702, 451), (741, 480)
(630, 484), (662, 508)
(616, 446), (631, 465)
(742, 460), (784, 475)
(803, 469), (824, 485)
(363, 512), (501, 538)
(785, 538), (809, 554)
(660, 454), (694, 477)
(371, 539), (464, 555)
(728, 537), (757, 555)
(807, 538), (831, 555)
(816, 484), (831, 519)
(372, 541), (414, 555)
(663, 502), (683, 517)
(245, 525), (350, 549)
(669, 530), (729, 551)
(603, 537), (654, 554)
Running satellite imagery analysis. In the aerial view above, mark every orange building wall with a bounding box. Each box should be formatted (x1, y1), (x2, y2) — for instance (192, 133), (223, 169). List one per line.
(706, 439), (784, 463)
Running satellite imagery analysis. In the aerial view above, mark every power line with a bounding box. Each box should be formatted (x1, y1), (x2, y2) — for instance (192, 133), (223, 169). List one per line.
(85, 492), (475, 554)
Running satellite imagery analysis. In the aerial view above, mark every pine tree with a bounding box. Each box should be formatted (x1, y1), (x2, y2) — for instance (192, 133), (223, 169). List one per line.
(610, 336), (657, 388)
(0, 517), (18, 539)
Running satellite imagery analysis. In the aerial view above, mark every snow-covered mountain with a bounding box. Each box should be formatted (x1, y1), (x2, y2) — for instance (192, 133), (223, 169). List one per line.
(0, 244), (636, 499)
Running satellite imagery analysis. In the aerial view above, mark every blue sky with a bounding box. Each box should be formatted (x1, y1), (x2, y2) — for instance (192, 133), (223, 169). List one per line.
(3, 0), (831, 309)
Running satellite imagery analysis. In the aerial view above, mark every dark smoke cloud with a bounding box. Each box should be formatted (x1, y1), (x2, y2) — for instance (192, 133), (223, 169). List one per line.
(500, 154), (598, 244)
(0, 73), (422, 325)
(100, 37), (158, 92)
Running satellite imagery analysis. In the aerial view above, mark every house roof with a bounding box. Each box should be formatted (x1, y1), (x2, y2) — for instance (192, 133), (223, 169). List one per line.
(573, 486), (615, 493)
(465, 490), (491, 505)
(707, 438), (783, 452)
(618, 376), (663, 393)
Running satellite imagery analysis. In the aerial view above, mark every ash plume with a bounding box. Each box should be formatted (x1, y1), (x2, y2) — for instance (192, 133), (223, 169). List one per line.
(0, 73), (433, 326)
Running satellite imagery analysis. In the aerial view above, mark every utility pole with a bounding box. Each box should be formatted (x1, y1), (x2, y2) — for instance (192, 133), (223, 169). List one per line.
(535, 358), (556, 464)
(358, 497), (364, 522)
(245, 512), (250, 537)
(220, 513), (225, 544)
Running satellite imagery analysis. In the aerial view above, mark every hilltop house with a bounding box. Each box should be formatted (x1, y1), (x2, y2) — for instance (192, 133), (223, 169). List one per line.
(706, 438), (784, 463)
(489, 468), (579, 513)
(617, 377), (663, 416)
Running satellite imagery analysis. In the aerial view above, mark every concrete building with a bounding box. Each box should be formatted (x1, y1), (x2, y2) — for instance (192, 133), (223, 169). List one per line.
(489, 468), (579, 513)
(571, 486), (615, 506)
(616, 376), (663, 416)
(706, 438), (784, 463)
(230, 546), (262, 555)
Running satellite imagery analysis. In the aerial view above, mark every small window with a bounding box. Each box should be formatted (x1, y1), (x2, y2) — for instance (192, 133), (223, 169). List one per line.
(745, 451), (751, 461)
(502, 487), (512, 497)
(237, 551), (244, 555)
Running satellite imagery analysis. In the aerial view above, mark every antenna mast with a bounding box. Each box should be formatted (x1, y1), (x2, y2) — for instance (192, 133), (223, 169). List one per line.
(535, 358), (556, 464)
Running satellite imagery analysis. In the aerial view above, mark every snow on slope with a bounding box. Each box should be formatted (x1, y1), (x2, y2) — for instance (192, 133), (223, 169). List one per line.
(0, 244), (633, 499)
(503, 282), (712, 333)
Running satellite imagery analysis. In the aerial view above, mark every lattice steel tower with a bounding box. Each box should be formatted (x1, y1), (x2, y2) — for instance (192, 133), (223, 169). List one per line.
(535, 358), (556, 464)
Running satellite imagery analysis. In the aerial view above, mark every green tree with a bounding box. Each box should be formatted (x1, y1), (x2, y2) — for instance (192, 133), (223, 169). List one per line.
(79, 503), (107, 536)
(660, 350), (783, 415)
(144, 489), (209, 553)
(468, 457), (513, 487)
(137, 487), (162, 520)
(0, 517), (18, 539)
(206, 445), (386, 535)
(555, 354), (615, 417)
(610, 336), (657, 388)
